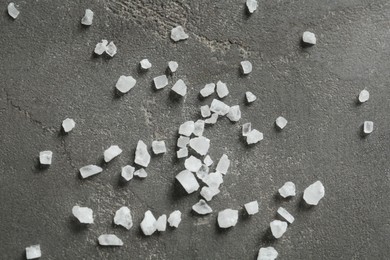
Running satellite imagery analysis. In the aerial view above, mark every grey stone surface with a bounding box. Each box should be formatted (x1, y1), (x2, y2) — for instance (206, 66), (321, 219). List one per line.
(1, 0), (390, 259)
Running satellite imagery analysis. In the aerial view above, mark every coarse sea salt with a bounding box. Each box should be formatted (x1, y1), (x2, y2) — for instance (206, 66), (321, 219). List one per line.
(302, 31), (316, 45)
(179, 121), (195, 136)
(134, 140), (151, 167)
(168, 210), (182, 228)
(98, 234), (123, 246)
(227, 105), (241, 122)
(257, 247), (278, 260)
(278, 181), (296, 198)
(176, 170), (199, 193)
(189, 136), (210, 156)
(363, 121), (374, 135)
(242, 123), (252, 136)
(104, 145), (122, 162)
(303, 181), (325, 205)
(210, 99), (230, 116)
(168, 61), (178, 73)
(140, 210), (157, 236)
(184, 156), (203, 172)
(134, 168), (147, 178)
(39, 150), (52, 165)
(216, 154), (230, 175)
(152, 140), (167, 154)
(203, 172), (223, 188)
(94, 40), (108, 55)
(217, 209), (238, 228)
(246, 91), (257, 103)
(115, 75), (136, 94)
(140, 59), (152, 70)
(106, 41), (117, 57)
(358, 89), (369, 103)
(216, 80), (229, 98)
(79, 165), (103, 179)
(177, 147), (188, 158)
(177, 136), (190, 148)
(7, 3), (19, 19)
(244, 201), (259, 215)
(241, 61), (252, 74)
(205, 113), (218, 124)
(172, 79), (187, 96)
(72, 205), (94, 224)
(192, 199), (212, 215)
(193, 120), (205, 136)
(154, 214), (167, 231)
(277, 207), (294, 224)
(121, 165), (135, 181)
(81, 9), (93, 26)
(26, 245), (41, 259)
(200, 186), (220, 201)
(246, 129), (263, 144)
(204, 155), (213, 166)
(246, 0), (258, 13)
(200, 83), (215, 98)
(114, 206), (133, 230)
(275, 116), (288, 130)
(171, 26), (189, 42)
(201, 105), (211, 118)
(153, 75), (168, 89)
(62, 118), (75, 133)
(270, 220), (288, 239)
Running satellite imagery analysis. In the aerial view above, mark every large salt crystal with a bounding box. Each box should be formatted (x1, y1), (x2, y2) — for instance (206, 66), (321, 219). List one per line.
(203, 172), (223, 188)
(121, 165), (135, 181)
(39, 151), (52, 165)
(140, 59), (152, 70)
(241, 61), (252, 74)
(302, 31), (316, 45)
(257, 247), (278, 260)
(154, 214), (167, 231)
(227, 105), (241, 122)
(134, 168), (147, 178)
(26, 245), (41, 259)
(134, 140), (151, 167)
(216, 154), (230, 175)
(216, 80), (229, 98)
(189, 136), (210, 156)
(246, 129), (263, 144)
(196, 164), (209, 180)
(270, 220), (288, 238)
(175, 170), (199, 193)
(200, 186), (220, 201)
(303, 181), (325, 205)
(210, 99), (230, 116)
(72, 206), (94, 224)
(246, 91), (257, 103)
(153, 75), (168, 89)
(200, 83), (216, 97)
(171, 26), (189, 42)
(242, 123), (252, 136)
(81, 9), (93, 26)
(244, 201), (259, 215)
(79, 165), (103, 178)
(205, 113), (218, 124)
(7, 3), (19, 19)
(141, 210), (157, 236)
(62, 118), (75, 133)
(168, 210), (182, 228)
(98, 234), (123, 246)
(106, 41), (117, 57)
(172, 79), (187, 96)
(168, 61), (178, 73)
(363, 121), (374, 135)
(218, 209), (238, 228)
(193, 120), (205, 136)
(275, 116), (288, 130)
(185, 156), (203, 172)
(177, 136), (190, 148)
(114, 206), (133, 230)
(104, 145), (122, 162)
(192, 199), (212, 215)
(94, 40), (108, 55)
(116, 75), (136, 94)
(201, 105), (211, 118)
(246, 0), (258, 13)
(179, 121), (195, 136)
(277, 207), (294, 224)
(358, 89), (369, 103)
(278, 181), (296, 198)
(152, 140), (166, 154)
(177, 147), (188, 158)
(204, 155), (213, 166)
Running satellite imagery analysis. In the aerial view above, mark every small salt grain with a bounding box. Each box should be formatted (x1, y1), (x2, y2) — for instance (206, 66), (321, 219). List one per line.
(210, 99), (230, 116)
(216, 80), (229, 98)
(81, 9), (93, 26)
(115, 75), (136, 94)
(104, 145), (122, 163)
(106, 41), (117, 57)
(153, 75), (168, 89)
(177, 136), (190, 148)
(246, 0), (258, 13)
(257, 247), (278, 260)
(7, 3), (19, 19)
(277, 207), (294, 224)
(72, 205), (94, 224)
(39, 151), (52, 165)
(203, 172), (223, 188)
(278, 181), (296, 198)
(141, 210), (157, 236)
(363, 121), (374, 135)
(241, 61), (252, 74)
(275, 116), (288, 130)
(200, 186), (220, 201)
(140, 59), (152, 70)
(246, 91), (257, 103)
(302, 31), (316, 45)
(114, 206), (133, 230)
(154, 214), (167, 231)
(179, 121), (195, 136)
(244, 201), (259, 215)
(80, 165), (103, 179)
(152, 140), (167, 154)
(172, 79), (187, 96)
(171, 26), (189, 42)
(204, 155), (213, 166)
(303, 181), (325, 205)
(358, 89), (369, 103)
(134, 168), (147, 178)
(62, 118), (75, 133)
(168, 61), (178, 73)
(26, 245), (41, 259)
(134, 140), (151, 167)
(201, 105), (211, 118)
(205, 113), (218, 124)
(216, 154), (230, 175)
(193, 120), (205, 136)
(177, 147), (188, 158)
(227, 105), (241, 122)
(121, 165), (135, 181)
(175, 170), (199, 193)
(98, 234), (123, 246)
(246, 129), (263, 144)
(200, 83), (215, 97)
(168, 210), (182, 228)
(184, 156), (203, 172)
(192, 199), (212, 215)
(218, 209), (238, 228)
(270, 220), (288, 238)
(94, 40), (108, 55)
(242, 123), (252, 136)
(189, 136), (210, 156)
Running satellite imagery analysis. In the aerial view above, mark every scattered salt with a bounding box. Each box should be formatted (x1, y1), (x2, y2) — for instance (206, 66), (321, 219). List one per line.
(140, 59), (152, 70)
(179, 121), (195, 136)
(278, 181), (296, 198)
(134, 168), (147, 178)
(81, 9), (93, 26)
(153, 75), (168, 89)
(200, 83), (216, 98)
(358, 89), (369, 103)
(72, 205), (94, 224)
(26, 245), (41, 259)
(154, 214), (167, 231)
(121, 165), (135, 181)
(193, 120), (205, 136)
(39, 150), (52, 165)
(257, 247), (278, 260)
(363, 121), (374, 135)
(98, 234), (123, 246)
(192, 199), (212, 215)
(115, 75), (136, 94)
(7, 3), (19, 19)
(275, 116), (288, 130)
(177, 136), (190, 148)
(216, 154), (230, 175)
(217, 209), (238, 228)
(244, 201), (259, 215)
(106, 41), (117, 57)
(168, 210), (182, 228)
(216, 80), (229, 98)
(114, 206), (133, 230)
(242, 123), (252, 136)
(277, 207), (294, 224)
(104, 145), (122, 162)
(227, 105), (241, 122)
(302, 31), (316, 45)
(171, 26), (189, 42)
(172, 79), (187, 96)
(140, 210), (157, 236)
(203, 172), (223, 188)
(177, 147), (188, 158)
(175, 170), (199, 193)
(210, 99), (230, 116)
(246, 0), (258, 13)
(168, 61), (178, 73)
(62, 118), (75, 133)
(152, 140), (167, 154)
(189, 136), (210, 156)
(270, 220), (288, 238)
(204, 155), (213, 166)
(246, 91), (257, 103)
(205, 113), (218, 124)
(201, 105), (211, 118)
(79, 165), (103, 178)
(200, 186), (220, 201)
(241, 61), (252, 74)
(246, 129), (263, 144)
(94, 40), (108, 55)
(303, 181), (325, 205)
(134, 140), (151, 167)
(185, 156), (203, 172)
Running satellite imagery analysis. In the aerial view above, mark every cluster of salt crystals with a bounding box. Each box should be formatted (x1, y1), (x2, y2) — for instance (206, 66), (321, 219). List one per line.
(277, 207), (294, 224)
(363, 121), (374, 135)
(218, 209), (238, 228)
(192, 199), (212, 215)
(302, 31), (316, 45)
(39, 151), (53, 165)
(270, 220), (288, 239)
(177, 136), (190, 148)
(189, 136), (210, 156)
(94, 40), (117, 57)
(104, 145), (122, 162)
(246, 0), (258, 13)
(200, 83), (215, 98)
(171, 26), (189, 42)
(114, 206), (133, 230)
(227, 105), (241, 122)
(115, 75), (136, 94)
(26, 245), (41, 260)
(134, 168), (147, 178)
(172, 79), (187, 96)
(210, 99), (230, 116)
(140, 59), (152, 70)
(7, 3), (20, 19)
(242, 123), (252, 136)
(98, 234), (123, 246)
(246, 91), (257, 103)
(81, 9), (94, 26)
(121, 165), (135, 181)
(196, 164), (209, 180)
(176, 170), (199, 193)
(168, 210), (182, 228)
(275, 116), (288, 130)
(244, 201), (259, 215)
(152, 140), (166, 154)
(201, 105), (211, 118)
(205, 113), (218, 124)
(185, 156), (202, 172)
(168, 61), (178, 73)
(278, 181), (296, 198)
(177, 147), (188, 158)
(216, 154), (230, 175)
(303, 181), (325, 205)
(257, 247), (278, 260)
(80, 164), (103, 179)
(141, 210), (157, 235)
(62, 118), (76, 133)
(72, 205), (94, 224)
(179, 121), (195, 136)
(193, 120), (205, 136)
(216, 80), (229, 98)
(134, 140), (151, 167)
(240, 61), (252, 74)
(154, 214), (167, 231)
(153, 75), (168, 89)
(358, 89), (369, 103)
(246, 129), (264, 144)
(200, 186), (220, 201)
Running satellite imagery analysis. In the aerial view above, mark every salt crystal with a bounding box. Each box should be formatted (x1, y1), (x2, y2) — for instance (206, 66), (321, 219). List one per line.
(81, 9), (93, 26)
(62, 118), (75, 133)
(72, 205), (94, 224)
(179, 121), (195, 136)
(244, 201), (259, 215)
(172, 79), (187, 96)
(241, 61), (252, 74)
(7, 3), (19, 19)
(121, 165), (135, 181)
(302, 31), (316, 45)
(278, 181), (296, 198)
(171, 26), (189, 42)
(242, 123), (252, 136)
(193, 120), (205, 136)
(104, 145), (122, 162)
(177, 136), (190, 148)
(185, 156), (203, 172)
(134, 140), (151, 167)
(363, 121), (374, 135)
(257, 247), (278, 260)
(246, 0), (258, 13)
(246, 129), (263, 144)
(201, 105), (211, 118)
(115, 75), (136, 94)
(152, 140), (167, 154)
(303, 181), (325, 205)
(175, 170), (199, 193)
(246, 91), (257, 103)
(154, 214), (167, 231)
(216, 154), (230, 175)
(358, 89), (369, 103)
(277, 207), (294, 224)
(216, 80), (229, 98)
(168, 61), (178, 73)
(79, 165), (103, 178)
(275, 116), (288, 130)
(203, 172), (223, 188)
(26, 245), (41, 259)
(196, 164), (209, 180)
(204, 155), (213, 166)
(192, 199), (212, 215)
(168, 210), (182, 228)
(140, 59), (152, 70)
(140, 210), (157, 236)
(270, 220), (288, 238)
(200, 83), (216, 97)
(200, 186), (220, 201)
(177, 147), (188, 158)
(94, 40), (108, 55)
(106, 41), (117, 57)
(153, 75), (168, 89)
(98, 234), (123, 246)
(134, 168), (147, 178)
(189, 136), (210, 156)
(39, 151), (52, 165)
(227, 105), (241, 122)
(114, 206), (133, 230)
(210, 99), (230, 116)
(217, 209), (238, 228)
(205, 113), (218, 124)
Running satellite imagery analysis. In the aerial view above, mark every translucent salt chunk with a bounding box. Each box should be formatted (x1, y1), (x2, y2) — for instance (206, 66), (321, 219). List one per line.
(363, 121), (374, 134)
(201, 105), (211, 118)
(192, 199), (212, 215)
(242, 123), (252, 136)
(302, 31), (316, 45)
(358, 89), (369, 103)
(241, 61), (252, 74)
(189, 136), (210, 156)
(193, 120), (205, 136)
(246, 91), (257, 103)
(98, 234), (123, 246)
(94, 40), (108, 55)
(106, 41), (117, 57)
(26, 245), (41, 259)
(152, 140), (166, 154)
(277, 207), (294, 224)
(134, 140), (151, 167)
(216, 154), (230, 175)
(179, 121), (195, 136)
(216, 80), (229, 98)
(153, 75), (168, 89)
(140, 59), (152, 70)
(210, 99), (230, 116)
(168, 61), (178, 73)
(154, 214), (167, 231)
(203, 155), (213, 166)
(121, 165), (135, 181)
(205, 113), (218, 124)
(244, 201), (259, 215)
(39, 150), (52, 165)
(200, 186), (220, 201)
(217, 209), (238, 228)
(140, 210), (157, 236)
(172, 79), (187, 96)
(185, 156), (203, 172)
(62, 118), (75, 132)
(204, 172), (223, 188)
(79, 165), (103, 178)
(303, 181), (325, 205)
(116, 75), (136, 94)
(270, 220), (288, 238)
(72, 205), (94, 224)
(200, 83), (215, 97)
(171, 26), (189, 42)
(177, 136), (190, 148)
(246, 129), (263, 144)
(278, 181), (296, 198)
(196, 164), (209, 180)
(168, 210), (182, 228)
(81, 9), (94, 26)
(257, 247), (278, 260)
(246, 0), (258, 13)
(104, 145), (122, 162)
(275, 116), (288, 130)
(114, 206), (133, 229)
(134, 168), (147, 178)
(177, 147), (188, 158)
(7, 3), (19, 19)
(175, 170), (199, 193)
(227, 105), (241, 122)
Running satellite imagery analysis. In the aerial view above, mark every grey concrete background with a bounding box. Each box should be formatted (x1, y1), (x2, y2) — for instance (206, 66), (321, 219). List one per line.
(1, 0), (390, 259)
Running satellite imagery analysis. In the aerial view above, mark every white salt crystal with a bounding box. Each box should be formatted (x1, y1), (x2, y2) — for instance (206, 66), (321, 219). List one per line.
(189, 136), (210, 156)
(39, 150), (52, 165)
(79, 165), (103, 178)
(98, 234), (123, 246)
(203, 155), (213, 166)
(175, 170), (199, 193)
(242, 123), (252, 136)
(168, 210), (182, 228)
(200, 186), (220, 201)
(210, 99), (230, 116)
(114, 206), (133, 230)
(196, 164), (209, 180)
(244, 201), (259, 215)
(106, 41), (117, 57)
(140, 210), (157, 236)
(179, 121), (195, 136)
(94, 40), (108, 55)
(168, 61), (178, 73)
(177, 147), (188, 158)
(201, 105), (211, 118)
(363, 121), (374, 134)
(216, 80), (229, 98)
(358, 89), (369, 103)
(134, 168), (147, 178)
(172, 79), (187, 96)
(303, 180), (325, 205)
(72, 206), (94, 224)
(171, 26), (189, 42)
(193, 120), (205, 136)
(26, 245), (41, 259)
(62, 118), (75, 133)
(154, 214), (167, 231)
(278, 181), (296, 198)
(270, 220), (288, 239)
(216, 154), (230, 175)
(246, 0), (258, 13)
(257, 247), (278, 260)
(121, 165), (135, 181)
(7, 3), (19, 19)
(275, 116), (288, 130)
(246, 129), (263, 144)
(134, 140), (151, 167)
(192, 199), (212, 215)
(241, 61), (252, 74)
(140, 59), (152, 70)
(217, 209), (238, 228)
(152, 140), (167, 154)
(302, 31), (316, 45)
(203, 172), (223, 188)
(81, 9), (93, 26)
(205, 113), (218, 124)
(177, 136), (190, 148)
(153, 75), (168, 89)
(115, 75), (136, 94)
(200, 83), (216, 97)
(246, 91), (257, 103)
(227, 105), (241, 122)
(104, 145), (122, 162)
(185, 156), (203, 172)
(277, 207), (294, 224)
